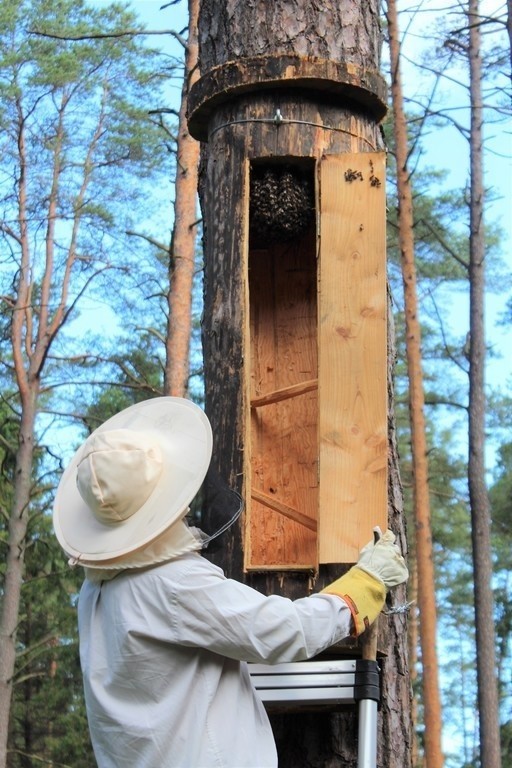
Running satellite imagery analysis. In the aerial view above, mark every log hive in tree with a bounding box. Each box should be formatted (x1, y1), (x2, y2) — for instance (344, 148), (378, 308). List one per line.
(189, 2), (412, 765)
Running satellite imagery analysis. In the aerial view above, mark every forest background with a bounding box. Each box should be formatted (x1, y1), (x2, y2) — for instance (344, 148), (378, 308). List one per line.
(0, 0), (510, 767)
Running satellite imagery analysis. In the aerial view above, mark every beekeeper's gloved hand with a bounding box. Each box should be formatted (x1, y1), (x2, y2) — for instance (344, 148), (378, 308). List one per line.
(356, 527), (409, 589)
(320, 527), (408, 636)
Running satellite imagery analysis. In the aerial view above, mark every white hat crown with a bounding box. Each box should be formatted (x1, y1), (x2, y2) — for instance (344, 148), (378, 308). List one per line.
(53, 397), (213, 564)
(76, 430), (163, 525)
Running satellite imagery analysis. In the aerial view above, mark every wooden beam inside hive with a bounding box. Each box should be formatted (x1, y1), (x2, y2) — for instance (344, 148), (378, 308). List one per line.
(251, 489), (318, 532)
(250, 379), (318, 408)
(318, 153), (388, 564)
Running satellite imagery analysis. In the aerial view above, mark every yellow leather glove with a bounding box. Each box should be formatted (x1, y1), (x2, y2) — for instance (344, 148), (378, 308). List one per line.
(321, 566), (386, 636)
(321, 528), (408, 636)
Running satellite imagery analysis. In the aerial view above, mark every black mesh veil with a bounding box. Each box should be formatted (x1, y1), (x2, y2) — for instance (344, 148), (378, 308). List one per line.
(186, 467), (243, 551)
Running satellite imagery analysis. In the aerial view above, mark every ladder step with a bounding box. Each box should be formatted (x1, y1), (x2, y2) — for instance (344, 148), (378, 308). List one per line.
(255, 686), (360, 706)
(252, 672), (359, 689)
(249, 659), (380, 710)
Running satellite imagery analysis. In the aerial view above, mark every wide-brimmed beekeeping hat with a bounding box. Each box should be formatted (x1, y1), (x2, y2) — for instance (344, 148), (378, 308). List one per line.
(53, 397), (212, 565)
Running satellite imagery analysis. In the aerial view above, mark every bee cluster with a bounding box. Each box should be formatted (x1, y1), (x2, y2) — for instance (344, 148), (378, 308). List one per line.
(249, 165), (314, 246)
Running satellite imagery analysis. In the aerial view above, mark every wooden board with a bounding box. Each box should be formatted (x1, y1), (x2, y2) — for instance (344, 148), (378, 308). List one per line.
(318, 153), (387, 563)
(246, 229), (318, 569)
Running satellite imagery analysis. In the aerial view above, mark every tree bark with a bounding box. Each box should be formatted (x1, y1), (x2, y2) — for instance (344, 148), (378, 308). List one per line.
(467, 1), (502, 765)
(192, 2), (411, 765)
(198, 0), (382, 70)
(0, 399), (38, 767)
(0, 102), (35, 766)
(386, 2), (444, 766)
(164, 0), (200, 397)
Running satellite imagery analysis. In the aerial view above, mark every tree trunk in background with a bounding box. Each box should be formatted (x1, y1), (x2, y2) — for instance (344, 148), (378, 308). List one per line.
(467, 1), (502, 765)
(407, 557), (422, 768)
(0, 100), (42, 766)
(507, 0), (512, 79)
(0, 398), (37, 768)
(164, 0), (200, 397)
(192, 1), (412, 765)
(386, 2), (444, 766)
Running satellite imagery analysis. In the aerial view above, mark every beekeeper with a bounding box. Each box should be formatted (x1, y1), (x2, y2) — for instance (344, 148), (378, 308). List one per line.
(53, 396), (408, 768)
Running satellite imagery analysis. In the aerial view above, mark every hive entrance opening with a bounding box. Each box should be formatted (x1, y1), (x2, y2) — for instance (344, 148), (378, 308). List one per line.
(249, 162), (315, 247)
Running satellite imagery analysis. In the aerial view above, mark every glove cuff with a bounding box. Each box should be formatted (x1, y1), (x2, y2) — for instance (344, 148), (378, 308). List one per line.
(320, 566), (386, 636)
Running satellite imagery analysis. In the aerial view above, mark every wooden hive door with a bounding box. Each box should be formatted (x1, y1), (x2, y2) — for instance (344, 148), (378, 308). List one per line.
(245, 153), (387, 571)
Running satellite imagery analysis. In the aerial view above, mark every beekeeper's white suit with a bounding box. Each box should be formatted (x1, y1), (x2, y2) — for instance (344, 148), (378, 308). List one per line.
(78, 552), (357, 768)
(53, 398), (408, 768)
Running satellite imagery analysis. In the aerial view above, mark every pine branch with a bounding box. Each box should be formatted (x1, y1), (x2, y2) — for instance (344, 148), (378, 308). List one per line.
(126, 229), (170, 253)
(31, 28), (179, 41)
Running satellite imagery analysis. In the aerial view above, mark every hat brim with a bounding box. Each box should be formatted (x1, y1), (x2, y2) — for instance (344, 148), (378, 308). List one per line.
(53, 397), (213, 563)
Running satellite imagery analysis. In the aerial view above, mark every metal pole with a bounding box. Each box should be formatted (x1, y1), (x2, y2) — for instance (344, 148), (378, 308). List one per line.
(358, 698), (378, 768)
(358, 528), (381, 768)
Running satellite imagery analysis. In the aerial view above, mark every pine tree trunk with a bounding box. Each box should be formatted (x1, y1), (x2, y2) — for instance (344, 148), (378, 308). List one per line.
(467, 1), (502, 765)
(0, 396), (37, 767)
(192, 2), (412, 765)
(386, 2), (444, 766)
(164, 0), (200, 397)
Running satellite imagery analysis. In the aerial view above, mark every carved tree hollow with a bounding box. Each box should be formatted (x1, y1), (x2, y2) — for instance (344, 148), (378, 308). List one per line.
(245, 153), (387, 570)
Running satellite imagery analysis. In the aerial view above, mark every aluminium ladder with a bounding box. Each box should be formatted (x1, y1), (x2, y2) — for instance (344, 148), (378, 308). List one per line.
(249, 658), (380, 768)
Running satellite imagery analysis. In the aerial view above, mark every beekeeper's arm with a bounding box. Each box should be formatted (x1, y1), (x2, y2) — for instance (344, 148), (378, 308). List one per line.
(166, 529), (407, 663)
